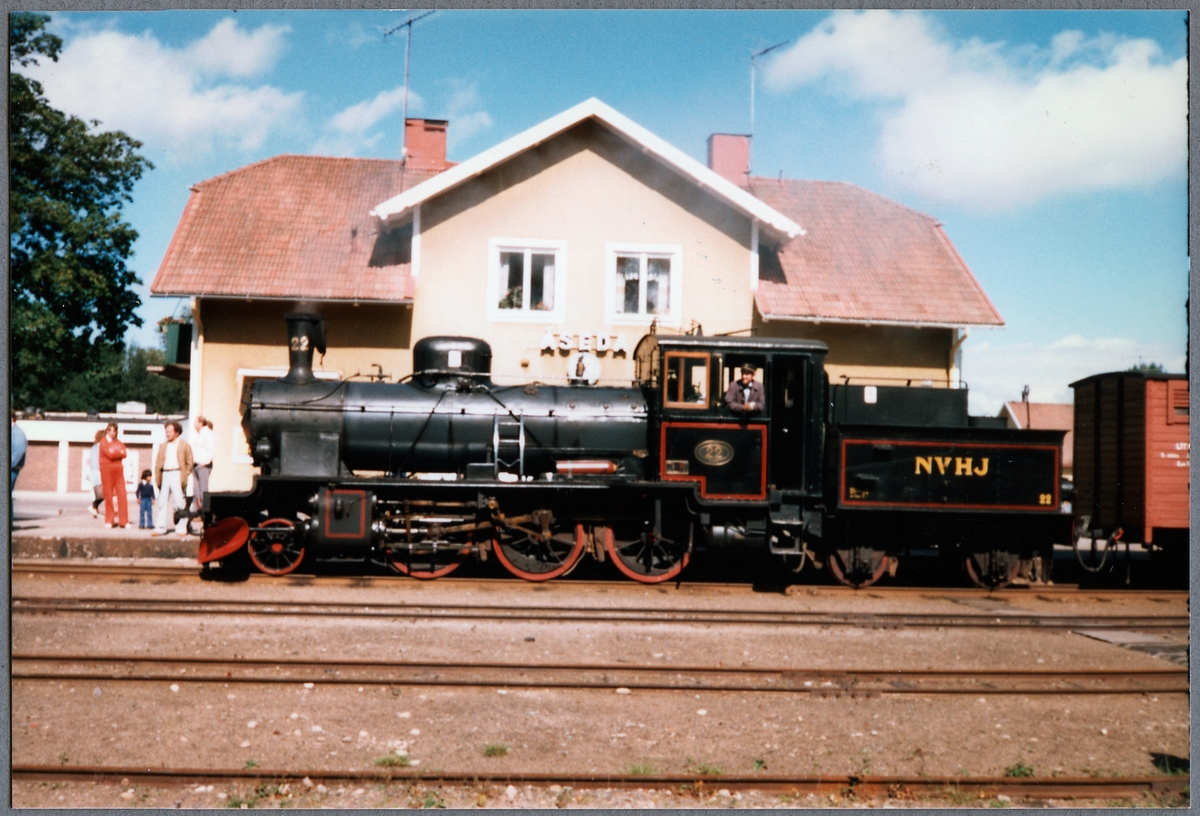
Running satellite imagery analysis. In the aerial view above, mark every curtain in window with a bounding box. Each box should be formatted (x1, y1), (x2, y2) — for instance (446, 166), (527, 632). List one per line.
(646, 257), (670, 315)
(618, 256), (640, 314)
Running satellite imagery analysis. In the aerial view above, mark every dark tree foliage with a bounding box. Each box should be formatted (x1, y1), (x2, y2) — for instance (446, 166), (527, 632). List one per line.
(37, 345), (190, 415)
(1127, 361), (1166, 374)
(10, 12), (154, 411)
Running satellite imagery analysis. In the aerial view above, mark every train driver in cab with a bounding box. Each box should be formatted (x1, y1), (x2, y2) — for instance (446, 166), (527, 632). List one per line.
(724, 364), (764, 414)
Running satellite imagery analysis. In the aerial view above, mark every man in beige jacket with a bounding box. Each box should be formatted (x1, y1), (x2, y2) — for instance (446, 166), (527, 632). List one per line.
(152, 421), (195, 537)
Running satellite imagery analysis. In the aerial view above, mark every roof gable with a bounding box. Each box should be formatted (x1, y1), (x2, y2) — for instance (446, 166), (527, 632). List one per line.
(151, 155), (441, 302)
(370, 97), (803, 242)
(751, 180), (1003, 328)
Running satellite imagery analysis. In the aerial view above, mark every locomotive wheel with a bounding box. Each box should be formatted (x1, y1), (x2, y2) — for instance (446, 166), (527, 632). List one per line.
(603, 523), (690, 584)
(963, 550), (1023, 590)
(390, 531), (472, 580)
(827, 546), (891, 588)
(492, 514), (586, 582)
(247, 518), (305, 576)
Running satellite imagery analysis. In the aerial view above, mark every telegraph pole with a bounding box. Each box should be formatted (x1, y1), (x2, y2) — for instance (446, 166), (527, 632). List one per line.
(384, 10), (436, 160)
(749, 40), (788, 175)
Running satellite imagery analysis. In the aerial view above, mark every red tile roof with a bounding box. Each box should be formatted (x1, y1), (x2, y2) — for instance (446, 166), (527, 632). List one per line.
(151, 155), (443, 302)
(1003, 401), (1074, 467)
(749, 179), (1003, 327)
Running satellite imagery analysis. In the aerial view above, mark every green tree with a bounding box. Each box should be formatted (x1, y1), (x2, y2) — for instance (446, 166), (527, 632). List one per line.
(1127, 361), (1166, 374)
(39, 345), (189, 416)
(10, 12), (153, 411)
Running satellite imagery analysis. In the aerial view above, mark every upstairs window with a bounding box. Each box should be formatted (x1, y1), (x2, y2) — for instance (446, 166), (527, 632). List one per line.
(488, 239), (567, 323)
(500, 251), (554, 311)
(606, 244), (682, 327)
(618, 255), (669, 315)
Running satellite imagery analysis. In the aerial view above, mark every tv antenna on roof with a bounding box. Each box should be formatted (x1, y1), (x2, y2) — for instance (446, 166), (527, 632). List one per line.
(383, 10), (437, 161)
(750, 40), (788, 175)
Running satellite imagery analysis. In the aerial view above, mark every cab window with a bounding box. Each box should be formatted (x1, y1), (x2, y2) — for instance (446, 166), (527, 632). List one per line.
(663, 352), (709, 409)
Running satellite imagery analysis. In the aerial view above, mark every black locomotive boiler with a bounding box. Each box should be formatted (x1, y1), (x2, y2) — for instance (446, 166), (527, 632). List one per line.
(199, 313), (1072, 588)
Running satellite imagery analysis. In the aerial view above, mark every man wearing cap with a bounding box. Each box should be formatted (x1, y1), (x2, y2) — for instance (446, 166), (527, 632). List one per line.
(724, 365), (765, 414)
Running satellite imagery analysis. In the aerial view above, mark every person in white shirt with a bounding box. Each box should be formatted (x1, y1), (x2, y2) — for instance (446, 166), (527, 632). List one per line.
(191, 416), (217, 522)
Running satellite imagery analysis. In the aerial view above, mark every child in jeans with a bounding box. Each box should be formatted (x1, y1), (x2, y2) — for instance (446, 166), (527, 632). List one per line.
(136, 469), (156, 529)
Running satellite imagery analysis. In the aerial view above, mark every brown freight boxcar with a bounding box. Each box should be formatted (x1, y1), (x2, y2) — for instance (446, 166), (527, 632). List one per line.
(1070, 371), (1189, 553)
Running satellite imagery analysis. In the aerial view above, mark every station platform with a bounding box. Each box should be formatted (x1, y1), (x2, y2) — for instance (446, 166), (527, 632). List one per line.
(10, 491), (199, 560)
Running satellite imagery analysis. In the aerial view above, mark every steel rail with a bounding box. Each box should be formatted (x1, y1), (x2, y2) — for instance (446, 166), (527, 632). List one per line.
(12, 595), (1188, 630)
(11, 562), (1188, 599)
(10, 764), (1187, 800)
(12, 654), (1187, 695)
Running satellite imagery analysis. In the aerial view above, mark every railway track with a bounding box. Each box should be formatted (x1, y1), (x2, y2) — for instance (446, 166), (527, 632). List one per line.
(12, 594), (1188, 630)
(11, 560), (1188, 601)
(11, 764), (1187, 801)
(12, 654), (1187, 695)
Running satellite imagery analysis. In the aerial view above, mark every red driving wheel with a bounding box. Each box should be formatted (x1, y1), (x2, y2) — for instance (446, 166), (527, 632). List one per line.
(247, 518), (305, 576)
(493, 522), (587, 582)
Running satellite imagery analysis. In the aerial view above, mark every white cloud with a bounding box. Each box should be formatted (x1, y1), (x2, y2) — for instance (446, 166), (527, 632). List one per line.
(311, 85), (423, 157)
(186, 18), (290, 78)
(963, 334), (1186, 415)
(764, 11), (1186, 210)
(443, 81), (493, 153)
(24, 19), (301, 155)
(331, 86), (420, 134)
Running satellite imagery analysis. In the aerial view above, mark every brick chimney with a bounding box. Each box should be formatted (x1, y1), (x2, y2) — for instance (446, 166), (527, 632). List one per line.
(404, 118), (450, 171)
(707, 133), (750, 188)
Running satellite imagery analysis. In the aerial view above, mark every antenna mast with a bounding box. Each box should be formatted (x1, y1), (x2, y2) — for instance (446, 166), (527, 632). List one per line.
(749, 40), (788, 175)
(384, 10), (436, 160)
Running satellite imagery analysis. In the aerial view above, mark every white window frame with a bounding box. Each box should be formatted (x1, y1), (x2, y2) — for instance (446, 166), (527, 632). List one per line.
(487, 238), (567, 324)
(605, 243), (683, 328)
(231, 368), (341, 464)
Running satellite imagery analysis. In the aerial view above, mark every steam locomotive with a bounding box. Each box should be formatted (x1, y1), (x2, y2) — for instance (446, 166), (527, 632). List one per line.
(198, 313), (1073, 588)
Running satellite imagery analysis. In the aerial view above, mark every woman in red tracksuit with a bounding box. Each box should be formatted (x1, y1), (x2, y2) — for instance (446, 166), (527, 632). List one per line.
(99, 422), (130, 528)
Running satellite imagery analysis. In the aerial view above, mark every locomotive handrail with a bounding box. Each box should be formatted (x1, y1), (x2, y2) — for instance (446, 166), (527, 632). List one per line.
(837, 374), (963, 389)
(413, 369), (492, 379)
(250, 400), (646, 419)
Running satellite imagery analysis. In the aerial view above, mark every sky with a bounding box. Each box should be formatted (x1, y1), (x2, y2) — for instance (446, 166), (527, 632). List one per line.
(20, 9), (1189, 414)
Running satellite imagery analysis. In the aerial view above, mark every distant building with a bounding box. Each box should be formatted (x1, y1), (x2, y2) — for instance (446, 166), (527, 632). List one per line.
(152, 98), (1003, 492)
(1000, 400), (1074, 480)
(14, 409), (184, 494)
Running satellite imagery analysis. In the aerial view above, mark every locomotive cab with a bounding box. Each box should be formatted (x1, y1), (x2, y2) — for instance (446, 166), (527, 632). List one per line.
(634, 334), (828, 513)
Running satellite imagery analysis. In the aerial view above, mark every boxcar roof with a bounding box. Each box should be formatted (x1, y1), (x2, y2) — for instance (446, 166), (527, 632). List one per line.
(640, 334), (828, 354)
(1069, 370), (1188, 387)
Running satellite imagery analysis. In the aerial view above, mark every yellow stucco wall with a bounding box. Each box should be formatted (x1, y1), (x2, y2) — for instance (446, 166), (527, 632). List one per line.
(197, 299), (413, 491)
(754, 319), (957, 387)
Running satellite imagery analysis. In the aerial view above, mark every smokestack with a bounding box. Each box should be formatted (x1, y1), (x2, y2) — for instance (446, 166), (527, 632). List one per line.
(707, 133), (750, 188)
(280, 313), (327, 384)
(404, 118), (450, 171)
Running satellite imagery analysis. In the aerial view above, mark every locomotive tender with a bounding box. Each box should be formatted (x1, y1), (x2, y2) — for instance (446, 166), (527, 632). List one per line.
(198, 313), (1072, 588)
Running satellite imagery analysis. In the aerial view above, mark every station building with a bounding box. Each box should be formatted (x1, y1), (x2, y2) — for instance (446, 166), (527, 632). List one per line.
(151, 98), (1003, 492)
